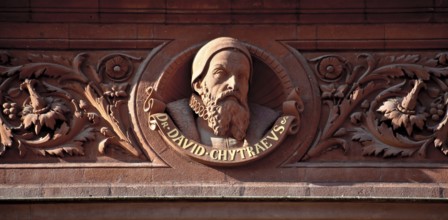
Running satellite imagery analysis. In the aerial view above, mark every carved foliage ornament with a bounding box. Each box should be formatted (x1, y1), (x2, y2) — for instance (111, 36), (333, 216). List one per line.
(304, 52), (448, 160)
(1, 42), (448, 166)
(0, 51), (149, 161)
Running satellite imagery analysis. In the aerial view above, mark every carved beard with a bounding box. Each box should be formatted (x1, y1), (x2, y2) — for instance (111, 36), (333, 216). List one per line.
(196, 84), (250, 141)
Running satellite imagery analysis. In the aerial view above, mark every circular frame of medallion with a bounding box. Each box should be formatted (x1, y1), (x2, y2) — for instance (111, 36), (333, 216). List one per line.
(144, 39), (302, 166)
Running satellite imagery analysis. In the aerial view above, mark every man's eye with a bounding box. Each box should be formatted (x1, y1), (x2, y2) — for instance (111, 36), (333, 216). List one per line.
(214, 70), (225, 77)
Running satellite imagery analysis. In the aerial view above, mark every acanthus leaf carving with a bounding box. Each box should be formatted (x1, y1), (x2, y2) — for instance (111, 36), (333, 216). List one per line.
(303, 52), (448, 161)
(434, 93), (448, 155)
(0, 117), (12, 155)
(84, 83), (143, 158)
(0, 51), (150, 162)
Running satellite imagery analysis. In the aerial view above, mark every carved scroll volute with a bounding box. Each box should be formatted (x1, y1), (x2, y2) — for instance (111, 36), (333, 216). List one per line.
(0, 51), (156, 162)
(302, 52), (448, 161)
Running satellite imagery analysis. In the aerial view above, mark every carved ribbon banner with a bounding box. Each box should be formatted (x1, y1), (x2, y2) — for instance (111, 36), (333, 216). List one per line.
(149, 113), (297, 166)
(144, 69), (304, 167)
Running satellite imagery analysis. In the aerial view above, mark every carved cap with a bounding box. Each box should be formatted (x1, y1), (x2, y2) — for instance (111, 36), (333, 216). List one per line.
(191, 37), (253, 86)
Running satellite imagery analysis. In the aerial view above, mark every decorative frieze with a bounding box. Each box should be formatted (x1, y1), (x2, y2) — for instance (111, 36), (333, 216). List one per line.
(0, 42), (447, 167)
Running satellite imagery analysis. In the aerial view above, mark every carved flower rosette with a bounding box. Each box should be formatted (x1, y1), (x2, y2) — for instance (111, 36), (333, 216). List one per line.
(0, 51), (148, 161)
(304, 52), (448, 160)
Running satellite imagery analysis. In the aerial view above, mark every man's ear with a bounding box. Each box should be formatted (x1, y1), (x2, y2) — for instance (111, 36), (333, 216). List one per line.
(193, 81), (203, 95)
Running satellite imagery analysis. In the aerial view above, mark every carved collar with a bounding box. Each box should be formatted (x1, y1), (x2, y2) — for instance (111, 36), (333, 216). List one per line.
(189, 94), (210, 120)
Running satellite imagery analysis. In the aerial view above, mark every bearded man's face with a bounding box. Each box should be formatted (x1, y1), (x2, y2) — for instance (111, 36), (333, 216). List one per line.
(193, 50), (251, 141)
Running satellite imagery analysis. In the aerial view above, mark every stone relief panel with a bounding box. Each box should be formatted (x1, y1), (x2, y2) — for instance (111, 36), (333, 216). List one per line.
(0, 39), (447, 168)
(290, 50), (448, 165)
(0, 49), (166, 166)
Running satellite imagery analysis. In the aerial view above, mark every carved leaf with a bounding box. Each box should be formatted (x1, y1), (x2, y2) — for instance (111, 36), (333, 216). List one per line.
(361, 64), (433, 85)
(22, 114), (38, 129)
(395, 55), (420, 63)
(333, 128), (347, 137)
(352, 132), (371, 143)
(436, 53), (448, 66)
(30, 126), (95, 157)
(320, 84), (348, 99)
(334, 84), (348, 98)
(52, 122), (70, 140)
(111, 100), (127, 125)
(85, 84), (143, 158)
(0, 65), (21, 77)
(72, 53), (87, 73)
(350, 112), (363, 124)
(320, 84), (336, 99)
(85, 85), (111, 123)
(403, 66), (431, 80)
(412, 115), (425, 130)
(352, 128), (416, 158)
(28, 54), (72, 67)
(74, 127), (96, 143)
(0, 51), (152, 160)
(348, 82), (377, 104)
(34, 123), (42, 135)
(17, 140), (27, 157)
(299, 52), (448, 162)
(364, 109), (426, 150)
(306, 138), (347, 159)
(19, 63), (88, 83)
(359, 68), (401, 84)
(434, 114), (448, 155)
(0, 119), (13, 155)
(7, 87), (21, 97)
(324, 82), (382, 138)
(86, 84), (106, 107)
(381, 55), (420, 65)
(41, 81), (73, 100)
(31, 145), (85, 157)
(39, 112), (57, 130)
(34, 67), (46, 78)
(98, 136), (142, 158)
(361, 143), (415, 158)
(328, 104), (339, 123)
(115, 90), (127, 97)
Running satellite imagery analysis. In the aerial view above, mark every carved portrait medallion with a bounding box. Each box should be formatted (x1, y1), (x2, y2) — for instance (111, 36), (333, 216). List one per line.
(141, 37), (305, 166)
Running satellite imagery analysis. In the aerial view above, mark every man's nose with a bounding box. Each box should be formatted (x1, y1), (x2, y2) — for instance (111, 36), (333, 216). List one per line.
(225, 75), (238, 91)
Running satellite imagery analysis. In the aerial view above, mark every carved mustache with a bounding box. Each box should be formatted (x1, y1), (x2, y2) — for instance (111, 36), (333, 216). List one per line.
(216, 90), (244, 104)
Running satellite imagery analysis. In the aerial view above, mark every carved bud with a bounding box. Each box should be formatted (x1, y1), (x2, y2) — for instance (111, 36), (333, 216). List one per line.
(87, 112), (99, 125)
(20, 79), (48, 113)
(400, 79), (425, 112)
(79, 100), (89, 110)
(100, 127), (114, 137)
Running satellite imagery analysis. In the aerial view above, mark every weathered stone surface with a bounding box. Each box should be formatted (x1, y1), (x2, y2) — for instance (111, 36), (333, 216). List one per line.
(1, 0), (448, 219)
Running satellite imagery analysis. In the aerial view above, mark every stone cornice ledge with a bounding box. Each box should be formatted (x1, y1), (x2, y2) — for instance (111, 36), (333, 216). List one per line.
(1, 182), (447, 201)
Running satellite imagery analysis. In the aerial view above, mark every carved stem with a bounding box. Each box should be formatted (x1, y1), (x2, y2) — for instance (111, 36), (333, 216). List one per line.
(321, 83), (389, 140)
(400, 79), (425, 111)
(21, 79), (47, 112)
